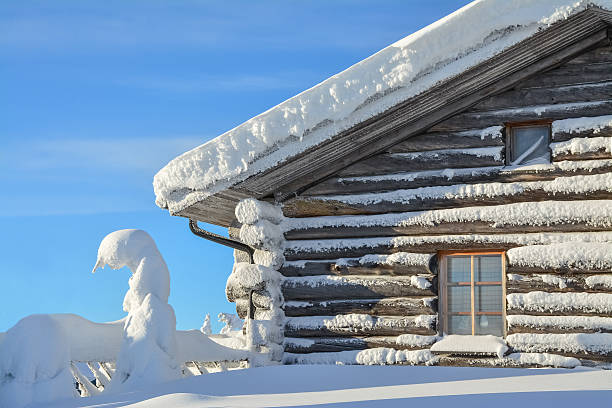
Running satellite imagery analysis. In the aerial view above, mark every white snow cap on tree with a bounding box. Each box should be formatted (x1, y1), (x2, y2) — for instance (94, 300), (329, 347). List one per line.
(93, 229), (181, 391)
(93, 229), (170, 312)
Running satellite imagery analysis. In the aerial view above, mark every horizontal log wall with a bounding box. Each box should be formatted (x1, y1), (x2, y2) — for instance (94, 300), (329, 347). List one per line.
(277, 44), (612, 365)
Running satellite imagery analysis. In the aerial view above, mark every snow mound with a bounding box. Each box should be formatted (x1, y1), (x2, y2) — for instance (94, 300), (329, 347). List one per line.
(153, 1), (612, 214)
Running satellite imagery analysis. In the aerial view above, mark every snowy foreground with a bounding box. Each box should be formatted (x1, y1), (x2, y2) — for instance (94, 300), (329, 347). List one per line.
(38, 365), (611, 408)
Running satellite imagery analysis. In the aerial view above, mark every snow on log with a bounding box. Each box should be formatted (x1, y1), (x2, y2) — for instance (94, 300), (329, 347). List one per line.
(506, 291), (612, 315)
(585, 275), (612, 289)
(507, 315), (612, 334)
(235, 198), (284, 225)
(93, 229), (181, 391)
(283, 348), (437, 365)
(226, 263), (283, 302)
(506, 242), (612, 272)
(283, 200), (612, 239)
(285, 314), (437, 337)
(284, 231), (612, 260)
(552, 114), (612, 141)
(551, 136), (611, 161)
(506, 333), (612, 358)
(283, 297), (436, 317)
(282, 275), (435, 300)
(239, 219), (284, 250)
(430, 335), (508, 358)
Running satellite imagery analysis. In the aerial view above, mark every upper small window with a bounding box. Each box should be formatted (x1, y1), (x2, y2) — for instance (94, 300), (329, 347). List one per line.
(506, 122), (551, 166)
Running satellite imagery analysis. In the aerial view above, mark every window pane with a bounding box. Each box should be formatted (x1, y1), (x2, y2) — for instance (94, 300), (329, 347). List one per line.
(475, 315), (503, 336)
(475, 285), (502, 312)
(511, 126), (549, 165)
(447, 286), (471, 313)
(447, 256), (470, 282)
(474, 255), (502, 282)
(448, 315), (472, 335)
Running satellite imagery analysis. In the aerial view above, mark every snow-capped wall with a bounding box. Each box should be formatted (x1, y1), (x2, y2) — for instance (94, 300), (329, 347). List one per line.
(153, 1), (612, 214)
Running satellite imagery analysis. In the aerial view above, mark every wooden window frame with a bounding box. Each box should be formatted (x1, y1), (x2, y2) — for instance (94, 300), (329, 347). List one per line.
(504, 119), (552, 166)
(438, 250), (507, 337)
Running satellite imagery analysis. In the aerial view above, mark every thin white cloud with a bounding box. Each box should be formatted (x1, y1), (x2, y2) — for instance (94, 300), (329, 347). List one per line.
(6, 136), (205, 173)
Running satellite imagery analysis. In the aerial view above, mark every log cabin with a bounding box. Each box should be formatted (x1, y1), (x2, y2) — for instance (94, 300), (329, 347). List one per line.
(154, 1), (612, 368)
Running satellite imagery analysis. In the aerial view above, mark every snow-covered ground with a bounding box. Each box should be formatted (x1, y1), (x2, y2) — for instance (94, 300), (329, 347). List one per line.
(37, 365), (611, 408)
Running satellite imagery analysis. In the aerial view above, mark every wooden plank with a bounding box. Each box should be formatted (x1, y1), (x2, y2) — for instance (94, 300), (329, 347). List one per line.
(506, 273), (612, 293)
(285, 315), (437, 337)
(506, 307), (610, 317)
(386, 131), (504, 153)
(284, 220), (611, 241)
(431, 99), (612, 133)
(553, 125), (612, 142)
(231, 17), (610, 201)
(336, 149), (503, 178)
(281, 275), (436, 301)
(471, 80), (612, 111)
(284, 297), (437, 317)
(507, 345), (612, 361)
(283, 188), (612, 218)
(301, 160), (612, 196)
(280, 259), (436, 277)
(283, 335), (437, 353)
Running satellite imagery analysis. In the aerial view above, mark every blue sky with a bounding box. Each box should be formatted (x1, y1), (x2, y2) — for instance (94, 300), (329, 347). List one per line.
(0, 0), (470, 332)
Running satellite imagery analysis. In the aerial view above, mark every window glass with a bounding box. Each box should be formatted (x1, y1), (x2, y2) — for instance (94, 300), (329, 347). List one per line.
(442, 253), (504, 337)
(510, 125), (549, 165)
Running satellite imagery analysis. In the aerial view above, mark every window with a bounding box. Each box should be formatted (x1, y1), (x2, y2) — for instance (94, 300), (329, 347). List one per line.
(439, 252), (505, 336)
(506, 122), (551, 166)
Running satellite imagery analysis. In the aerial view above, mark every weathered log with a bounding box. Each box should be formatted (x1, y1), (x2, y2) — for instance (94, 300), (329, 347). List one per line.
(507, 314), (612, 334)
(506, 265), (612, 275)
(284, 219), (611, 241)
(284, 297), (437, 317)
(284, 315), (437, 337)
(553, 125), (612, 142)
(280, 262), (428, 277)
(284, 232), (612, 261)
(301, 159), (612, 196)
(506, 347), (612, 361)
(564, 44), (612, 64)
(431, 99), (612, 132)
(506, 273), (612, 293)
(553, 149), (611, 162)
(506, 308), (610, 317)
(283, 189), (612, 218)
(513, 61), (612, 89)
(386, 131), (503, 153)
(336, 149), (503, 178)
(281, 275), (436, 300)
(283, 334), (437, 353)
(470, 80), (612, 112)
(280, 255), (437, 277)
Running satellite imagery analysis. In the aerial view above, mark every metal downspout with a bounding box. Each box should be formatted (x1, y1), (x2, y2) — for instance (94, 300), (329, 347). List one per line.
(188, 219), (256, 319)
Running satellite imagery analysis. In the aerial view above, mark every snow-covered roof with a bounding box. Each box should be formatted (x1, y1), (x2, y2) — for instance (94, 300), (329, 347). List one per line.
(153, 0), (612, 216)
